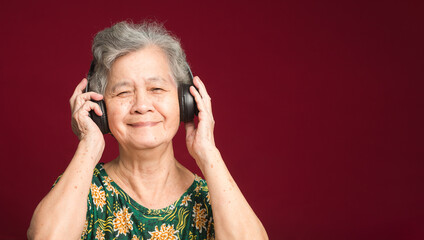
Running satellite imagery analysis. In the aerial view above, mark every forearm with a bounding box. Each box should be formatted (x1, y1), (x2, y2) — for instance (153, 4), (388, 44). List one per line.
(28, 140), (101, 239)
(199, 148), (268, 240)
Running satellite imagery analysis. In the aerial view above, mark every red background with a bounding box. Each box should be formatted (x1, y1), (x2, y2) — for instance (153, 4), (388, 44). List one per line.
(0, 0), (423, 239)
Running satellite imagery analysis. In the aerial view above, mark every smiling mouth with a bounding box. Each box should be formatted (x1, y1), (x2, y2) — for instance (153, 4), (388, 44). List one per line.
(128, 121), (160, 127)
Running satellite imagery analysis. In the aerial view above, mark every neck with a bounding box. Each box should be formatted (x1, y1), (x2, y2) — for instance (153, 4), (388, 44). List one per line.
(114, 141), (178, 182)
(105, 141), (194, 209)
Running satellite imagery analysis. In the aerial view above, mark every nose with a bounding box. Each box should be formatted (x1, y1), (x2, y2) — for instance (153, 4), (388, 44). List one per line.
(130, 90), (154, 115)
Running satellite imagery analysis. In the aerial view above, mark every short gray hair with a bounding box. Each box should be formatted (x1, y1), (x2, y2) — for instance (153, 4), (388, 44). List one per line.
(89, 21), (190, 94)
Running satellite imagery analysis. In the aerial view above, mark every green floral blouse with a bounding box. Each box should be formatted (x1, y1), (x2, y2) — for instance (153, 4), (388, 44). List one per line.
(53, 163), (215, 240)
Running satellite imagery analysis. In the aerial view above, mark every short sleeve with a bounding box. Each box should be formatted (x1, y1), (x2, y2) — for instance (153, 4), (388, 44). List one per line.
(81, 183), (95, 239)
(51, 174), (95, 239)
(51, 174), (63, 189)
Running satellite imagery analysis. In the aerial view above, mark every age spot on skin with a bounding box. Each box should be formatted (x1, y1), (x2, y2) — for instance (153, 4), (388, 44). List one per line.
(74, 186), (78, 189)
(210, 164), (213, 168)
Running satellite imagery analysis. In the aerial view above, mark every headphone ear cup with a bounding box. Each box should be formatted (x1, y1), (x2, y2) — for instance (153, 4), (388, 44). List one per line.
(86, 60), (110, 134)
(90, 100), (110, 134)
(179, 65), (199, 122)
(178, 83), (198, 122)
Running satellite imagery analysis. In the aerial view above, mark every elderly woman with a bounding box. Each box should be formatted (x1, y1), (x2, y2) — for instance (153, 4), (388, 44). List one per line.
(28, 21), (267, 239)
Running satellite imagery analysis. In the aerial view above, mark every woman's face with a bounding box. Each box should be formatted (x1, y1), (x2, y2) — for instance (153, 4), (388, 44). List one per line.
(104, 46), (180, 150)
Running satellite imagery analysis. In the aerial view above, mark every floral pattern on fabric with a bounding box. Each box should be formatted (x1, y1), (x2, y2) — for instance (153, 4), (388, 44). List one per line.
(91, 183), (106, 212)
(103, 176), (120, 197)
(148, 224), (179, 240)
(192, 203), (208, 233)
(113, 206), (134, 236)
(180, 194), (192, 207)
(95, 227), (105, 240)
(53, 163), (214, 239)
(131, 235), (140, 240)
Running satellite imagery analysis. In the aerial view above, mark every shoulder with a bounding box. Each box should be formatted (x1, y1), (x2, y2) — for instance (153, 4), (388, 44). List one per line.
(89, 162), (118, 197)
(51, 163), (105, 188)
(190, 174), (211, 207)
(182, 174), (214, 238)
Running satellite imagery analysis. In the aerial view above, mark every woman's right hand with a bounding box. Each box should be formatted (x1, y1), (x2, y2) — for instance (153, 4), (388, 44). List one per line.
(27, 79), (106, 240)
(70, 78), (105, 146)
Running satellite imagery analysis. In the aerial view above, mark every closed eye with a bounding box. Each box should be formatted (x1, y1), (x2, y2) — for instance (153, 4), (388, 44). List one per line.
(117, 91), (131, 96)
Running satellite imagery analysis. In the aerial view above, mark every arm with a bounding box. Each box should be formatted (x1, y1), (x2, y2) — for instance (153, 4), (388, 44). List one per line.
(185, 77), (268, 240)
(27, 79), (105, 240)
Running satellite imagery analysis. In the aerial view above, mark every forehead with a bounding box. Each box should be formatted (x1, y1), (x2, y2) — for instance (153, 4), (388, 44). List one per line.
(107, 46), (175, 87)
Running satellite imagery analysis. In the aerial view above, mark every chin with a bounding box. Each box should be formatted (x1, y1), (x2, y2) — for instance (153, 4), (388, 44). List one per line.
(133, 142), (168, 150)
(114, 123), (179, 151)
(125, 135), (172, 150)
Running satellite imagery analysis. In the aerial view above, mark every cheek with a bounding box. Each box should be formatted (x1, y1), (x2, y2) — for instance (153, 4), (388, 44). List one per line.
(156, 95), (180, 127)
(106, 100), (132, 130)
(107, 100), (130, 116)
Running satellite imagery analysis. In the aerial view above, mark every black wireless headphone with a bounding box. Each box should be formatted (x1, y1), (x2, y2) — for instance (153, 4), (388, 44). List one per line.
(85, 60), (199, 134)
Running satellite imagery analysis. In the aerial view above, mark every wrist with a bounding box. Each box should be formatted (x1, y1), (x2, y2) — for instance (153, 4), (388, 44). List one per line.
(76, 139), (104, 166)
(195, 147), (222, 171)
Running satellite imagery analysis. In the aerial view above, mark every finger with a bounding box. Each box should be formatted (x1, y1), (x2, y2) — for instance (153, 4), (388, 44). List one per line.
(80, 100), (103, 117)
(77, 92), (104, 102)
(72, 92), (104, 113)
(193, 76), (212, 113)
(193, 77), (210, 99)
(190, 86), (208, 114)
(72, 101), (102, 138)
(70, 78), (88, 105)
(185, 121), (196, 138)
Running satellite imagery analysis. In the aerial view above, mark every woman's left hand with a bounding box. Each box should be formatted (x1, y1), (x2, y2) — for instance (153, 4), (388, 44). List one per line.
(186, 77), (268, 240)
(185, 76), (217, 168)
